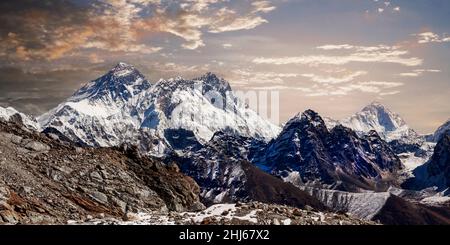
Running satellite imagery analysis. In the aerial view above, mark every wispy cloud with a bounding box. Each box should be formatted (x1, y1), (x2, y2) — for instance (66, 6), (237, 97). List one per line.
(253, 44), (422, 67)
(414, 32), (450, 44)
(232, 69), (299, 85)
(301, 70), (367, 84)
(223, 43), (233, 48)
(305, 80), (403, 97)
(399, 69), (441, 77)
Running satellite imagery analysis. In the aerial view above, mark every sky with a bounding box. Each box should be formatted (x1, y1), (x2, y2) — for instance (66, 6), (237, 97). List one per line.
(0, 0), (449, 133)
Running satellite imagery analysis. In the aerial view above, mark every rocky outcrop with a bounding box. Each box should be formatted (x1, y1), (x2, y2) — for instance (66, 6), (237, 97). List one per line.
(0, 120), (203, 224)
(169, 130), (326, 210)
(253, 110), (403, 192)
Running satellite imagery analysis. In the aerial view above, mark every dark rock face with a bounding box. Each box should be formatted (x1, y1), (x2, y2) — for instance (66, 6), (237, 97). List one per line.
(361, 130), (403, 172)
(252, 110), (403, 192)
(388, 139), (426, 156)
(0, 120), (203, 224)
(164, 128), (202, 151)
(170, 130), (326, 211)
(427, 130), (450, 187)
(7, 113), (24, 126)
(372, 195), (450, 225)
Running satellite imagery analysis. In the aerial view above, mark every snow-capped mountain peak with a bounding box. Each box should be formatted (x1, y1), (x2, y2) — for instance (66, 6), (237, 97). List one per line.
(71, 62), (151, 103)
(327, 102), (419, 143)
(39, 64), (280, 154)
(360, 101), (407, 131)
(195, 72), (232, 96)
(430, 119), (450, 142)
(0, 106), (40, 131)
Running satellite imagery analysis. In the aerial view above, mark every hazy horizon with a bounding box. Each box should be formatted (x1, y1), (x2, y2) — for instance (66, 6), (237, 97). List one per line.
(1, 0), (449, 133)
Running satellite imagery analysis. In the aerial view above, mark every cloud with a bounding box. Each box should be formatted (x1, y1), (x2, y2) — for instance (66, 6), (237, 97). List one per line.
(0, 0), (276, 60)
(209, 16), (268, 33)
(316, 44), (395, 52)
(415, 32), (450, 44)
(232, 69), (299, 85)
(358, 81), (403, 88)
(399, 69), (441, 77)
(247, 85), (312, 91)
(253, 46), (422, 67)
(316, 44), (355, 50)
(380, 91), (400, 96)
(251, 1), (276, 13)
(88, 53), (104, 64)
(303, 79), (404, 97)
(301, 71), (367, 84)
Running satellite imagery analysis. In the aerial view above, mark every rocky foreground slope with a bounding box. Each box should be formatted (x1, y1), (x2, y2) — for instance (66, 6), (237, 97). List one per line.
(80, 202), (375, 225)
(0, 118), (204, 224)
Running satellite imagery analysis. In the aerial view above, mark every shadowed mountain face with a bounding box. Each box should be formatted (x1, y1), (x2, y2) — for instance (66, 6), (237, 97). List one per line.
(403, 130), (450, 193)
(372, 195), (450, 225)
(252, 110), (403, 192)
(427, 131), (450, 188)
(167, 129), (326, 211)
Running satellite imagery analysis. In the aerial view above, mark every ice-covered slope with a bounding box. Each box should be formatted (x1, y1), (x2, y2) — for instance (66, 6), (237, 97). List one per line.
(430, 119), (450, 143)
(302, 187), (391, 220)
(39, 63), (280, 155)
(0, 106), (40, 131)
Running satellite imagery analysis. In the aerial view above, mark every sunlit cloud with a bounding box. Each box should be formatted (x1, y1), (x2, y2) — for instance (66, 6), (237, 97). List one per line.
(301, 70), (367, 84)
(232, 69), (299, 86)
(414, 32), (450, 44)
(305, 80), (403, 97)
(253, 45), (422, 67)
(0, 0), (276, 60)
(399, 69), (441, 77)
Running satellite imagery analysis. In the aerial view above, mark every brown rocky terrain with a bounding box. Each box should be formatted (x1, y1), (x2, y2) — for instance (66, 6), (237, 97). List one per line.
(80, 201), (376, 225)
(0, 118), (204, 224)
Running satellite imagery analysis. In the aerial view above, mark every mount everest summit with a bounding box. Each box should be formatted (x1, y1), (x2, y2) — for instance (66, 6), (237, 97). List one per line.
(38, 62), (279, 156)
(1, 62), (449, 224)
